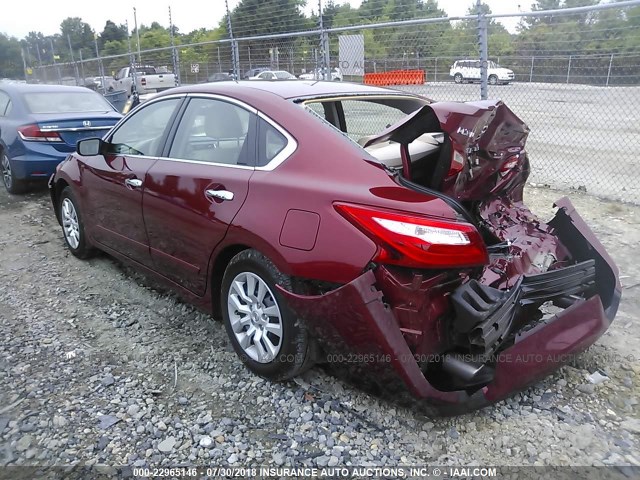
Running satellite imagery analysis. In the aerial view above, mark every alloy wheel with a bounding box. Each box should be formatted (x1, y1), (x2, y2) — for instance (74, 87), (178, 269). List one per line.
(1, 154), (12, 190)
(227, 271), (283, 363)
(61, 198), (81, 249)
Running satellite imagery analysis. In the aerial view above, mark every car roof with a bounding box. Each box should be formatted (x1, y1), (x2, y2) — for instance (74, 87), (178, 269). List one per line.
(160, 80), (415, 101)
(0, 82), (97, 94)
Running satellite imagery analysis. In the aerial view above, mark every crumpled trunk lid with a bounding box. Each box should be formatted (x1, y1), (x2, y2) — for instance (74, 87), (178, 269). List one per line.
(364, 100), (531, 201)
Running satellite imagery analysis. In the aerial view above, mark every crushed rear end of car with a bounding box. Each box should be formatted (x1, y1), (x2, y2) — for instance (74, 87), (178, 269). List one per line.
(278, 99), (621, 413)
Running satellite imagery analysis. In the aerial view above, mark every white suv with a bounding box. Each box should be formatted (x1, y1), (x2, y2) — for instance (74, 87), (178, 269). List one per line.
(449, 60), (514, 85)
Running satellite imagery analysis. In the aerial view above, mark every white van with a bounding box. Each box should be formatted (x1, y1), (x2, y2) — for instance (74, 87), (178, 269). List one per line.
(449, 60), (515, 85)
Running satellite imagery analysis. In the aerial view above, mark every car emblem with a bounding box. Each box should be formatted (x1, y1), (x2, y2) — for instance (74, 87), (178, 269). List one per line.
(83, 120), (92, 127)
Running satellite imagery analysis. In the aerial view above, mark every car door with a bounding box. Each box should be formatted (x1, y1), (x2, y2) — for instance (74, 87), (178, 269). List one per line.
(81, 97), (183, 267)
(143, 95), (256, 295)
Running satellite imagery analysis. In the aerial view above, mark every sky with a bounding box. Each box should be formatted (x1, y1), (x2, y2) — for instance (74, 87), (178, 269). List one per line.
(0, 0), (532, 40)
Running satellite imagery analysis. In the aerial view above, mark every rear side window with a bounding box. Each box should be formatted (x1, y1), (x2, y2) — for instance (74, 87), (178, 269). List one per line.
(168, 97), (252, 165)
(23, 91), (113, 114)
(257, 117), (287, 167)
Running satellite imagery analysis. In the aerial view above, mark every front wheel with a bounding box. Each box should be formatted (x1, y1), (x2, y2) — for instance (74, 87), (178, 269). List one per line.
(58, 186), (96, 259)
(221, 249), (312, 381)
(454, 73), (463, 84)
(1, 152), (26, 194)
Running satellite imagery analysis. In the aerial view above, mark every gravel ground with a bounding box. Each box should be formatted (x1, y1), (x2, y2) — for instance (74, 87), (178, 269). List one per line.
(0, 184), (639, 472)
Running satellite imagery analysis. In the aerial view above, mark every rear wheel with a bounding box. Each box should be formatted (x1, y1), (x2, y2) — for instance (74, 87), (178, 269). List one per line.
(489, 75), (498, 85)
(59, 186), (96, 259)
(221, 249), (312, 381)
(454, 73), (463, 84)
(1, 152), (27, 194)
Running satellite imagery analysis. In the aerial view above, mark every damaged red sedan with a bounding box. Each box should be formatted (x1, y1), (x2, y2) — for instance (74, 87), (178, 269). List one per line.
(49, 81), (620, 412)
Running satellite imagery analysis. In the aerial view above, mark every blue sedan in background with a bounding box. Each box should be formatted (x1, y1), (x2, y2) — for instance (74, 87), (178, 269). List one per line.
(0, 83), (122, 193)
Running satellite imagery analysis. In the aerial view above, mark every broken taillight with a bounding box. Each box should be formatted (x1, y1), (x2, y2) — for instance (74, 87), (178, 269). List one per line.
(18, 124), (62, 143)
(334, 203), (488, 268)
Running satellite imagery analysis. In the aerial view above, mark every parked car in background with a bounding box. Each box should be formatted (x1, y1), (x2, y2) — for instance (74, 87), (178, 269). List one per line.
(0, 83), (121, 193)
(207, 73), (235, 82)
(49, 81), (619, 412)
(243, 67), (270, 79)
(114, 65), (177, 96)
(449, 59), (515, 85)
(249, 70), (296, 80)
(299, 67), (343, 81)
(84, 76), (117, 92)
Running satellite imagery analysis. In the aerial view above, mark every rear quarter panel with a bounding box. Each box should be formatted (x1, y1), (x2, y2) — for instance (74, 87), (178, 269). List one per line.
(224, 92), (459, 284)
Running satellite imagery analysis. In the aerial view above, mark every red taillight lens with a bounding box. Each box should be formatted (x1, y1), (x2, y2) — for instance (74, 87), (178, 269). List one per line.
(335, 203), (488, 268)
(141, 77), (147, 86)
(18, 124), (62, 143)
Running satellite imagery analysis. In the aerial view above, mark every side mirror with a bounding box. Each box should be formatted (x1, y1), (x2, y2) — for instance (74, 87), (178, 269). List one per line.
(77, 138), (104, 156)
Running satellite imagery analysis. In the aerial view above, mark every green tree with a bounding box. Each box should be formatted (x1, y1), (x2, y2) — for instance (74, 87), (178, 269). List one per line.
(60, 17), (95, 60)
(227, 0), (311, 37)
(98, 21), (127, 50)
(0, 34), (23, 79)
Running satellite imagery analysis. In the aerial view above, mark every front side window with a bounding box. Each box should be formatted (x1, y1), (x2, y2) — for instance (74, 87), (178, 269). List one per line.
(168, 98), (252, 165)
(108, 98), (181, 156)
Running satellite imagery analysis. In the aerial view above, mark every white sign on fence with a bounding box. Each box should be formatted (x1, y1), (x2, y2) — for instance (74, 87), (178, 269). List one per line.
(191, 64), (200, 73)
(339, 35), (365, 76)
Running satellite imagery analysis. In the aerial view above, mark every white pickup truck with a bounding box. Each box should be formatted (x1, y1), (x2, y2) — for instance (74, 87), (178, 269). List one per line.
(114, 66), (177, 96)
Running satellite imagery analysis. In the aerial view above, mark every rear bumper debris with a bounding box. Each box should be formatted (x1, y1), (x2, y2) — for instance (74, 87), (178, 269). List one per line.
(279, 197), (621, 413)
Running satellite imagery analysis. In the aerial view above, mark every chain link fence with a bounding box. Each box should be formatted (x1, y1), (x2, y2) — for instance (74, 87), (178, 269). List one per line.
(28, 1), (640, 203)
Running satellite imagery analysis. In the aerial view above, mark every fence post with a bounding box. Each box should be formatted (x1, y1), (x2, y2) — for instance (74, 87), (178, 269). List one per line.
(477, 0), (488, 100)
(79, 50), (86, 83)
(20, 48), (28, 82)
(529, 56), (534, 82)
(606, 53), (614, 87)
(50, 38), (62, 84)
(225, 0), (240, 79)
(566, 55), (572, 83)
(319, 0), (331, 79)
(36, 41), (47, 83)
(434, 57), (438, 82)
(67, 35), (80, 86)
(169, 7), (180, 87)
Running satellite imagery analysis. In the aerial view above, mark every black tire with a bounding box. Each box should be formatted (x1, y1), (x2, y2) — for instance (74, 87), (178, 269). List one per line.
(1, 151), (27, 194)
(454, 73), (463, 84)
(221, 249), (312, 381)
(489, 75), (498, 85)
(58, 186), (96, 259)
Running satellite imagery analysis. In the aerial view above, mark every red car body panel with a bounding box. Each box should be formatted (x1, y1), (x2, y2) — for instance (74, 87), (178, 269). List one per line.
(49, 81), (620, 412)
(82, 153), (157, 267)
(143, 160), (253, 295)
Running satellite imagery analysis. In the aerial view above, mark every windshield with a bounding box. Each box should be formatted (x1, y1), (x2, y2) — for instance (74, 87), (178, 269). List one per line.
(275, 71), (293, 79)
(23, 91), (114, 114)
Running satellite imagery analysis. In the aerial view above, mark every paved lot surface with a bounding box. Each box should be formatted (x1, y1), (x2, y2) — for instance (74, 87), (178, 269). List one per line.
(1, 185), (639, 471)
(398, 82), (640, 204)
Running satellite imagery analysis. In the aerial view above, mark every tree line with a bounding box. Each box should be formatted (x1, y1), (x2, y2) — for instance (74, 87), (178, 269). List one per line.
(1, 0), (638, 80)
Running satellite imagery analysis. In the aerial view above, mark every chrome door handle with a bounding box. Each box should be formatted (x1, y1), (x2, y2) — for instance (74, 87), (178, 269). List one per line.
(205, 189), (234, 201)
(125, 178), (143, 188)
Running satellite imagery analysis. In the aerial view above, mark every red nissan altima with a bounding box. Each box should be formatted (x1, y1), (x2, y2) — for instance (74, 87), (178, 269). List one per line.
(49, 81), (620, 412)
